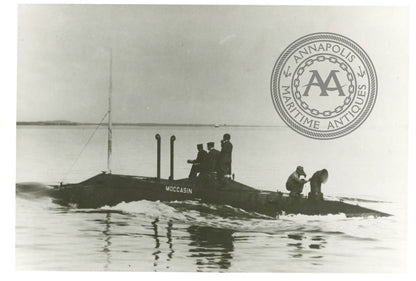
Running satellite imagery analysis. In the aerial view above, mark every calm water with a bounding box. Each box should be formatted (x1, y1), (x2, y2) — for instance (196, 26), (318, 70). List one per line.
(16, 126), (406, 272)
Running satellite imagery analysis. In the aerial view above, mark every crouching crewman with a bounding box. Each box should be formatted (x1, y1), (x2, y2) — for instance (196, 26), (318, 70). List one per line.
(286, 166), (308, 198)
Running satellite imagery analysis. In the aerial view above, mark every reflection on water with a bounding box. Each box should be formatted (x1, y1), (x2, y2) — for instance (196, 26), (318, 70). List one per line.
(151, 218), (161, 270)
(286, 232), (327, 261)
(187, 226), (234, 272)
(166, 220), (174, 264)
(91, 212), (235, 271)
(102, 212), (112, 270)
(90, 209), (331, 271)
(150, 218), (176, 271)
(16, 196), (404, 272)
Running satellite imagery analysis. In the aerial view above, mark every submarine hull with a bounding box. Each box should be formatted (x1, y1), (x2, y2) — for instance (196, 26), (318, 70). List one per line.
(36, 173), (390, 217)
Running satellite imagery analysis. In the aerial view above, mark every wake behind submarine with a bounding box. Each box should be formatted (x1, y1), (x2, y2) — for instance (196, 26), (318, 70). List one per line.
(17, 134), (391, 218)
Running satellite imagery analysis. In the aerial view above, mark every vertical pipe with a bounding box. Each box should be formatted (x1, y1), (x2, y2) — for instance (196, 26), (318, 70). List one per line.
(155, 134), (161, 180)
(169, 136), (176, 181)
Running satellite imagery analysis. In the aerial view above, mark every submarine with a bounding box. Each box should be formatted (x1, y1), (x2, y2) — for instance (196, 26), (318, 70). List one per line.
(38, 132), (389, 218)
(16, 52), (390, 218)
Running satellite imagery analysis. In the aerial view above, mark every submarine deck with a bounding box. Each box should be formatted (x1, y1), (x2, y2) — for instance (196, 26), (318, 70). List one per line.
(48, 173), (392, 218)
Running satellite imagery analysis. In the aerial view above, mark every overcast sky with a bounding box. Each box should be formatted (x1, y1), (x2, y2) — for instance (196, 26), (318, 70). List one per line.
(17, 5), (407, 126)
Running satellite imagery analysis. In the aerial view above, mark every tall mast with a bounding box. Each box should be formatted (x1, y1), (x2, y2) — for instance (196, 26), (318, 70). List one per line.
(107, 49), (113, 174)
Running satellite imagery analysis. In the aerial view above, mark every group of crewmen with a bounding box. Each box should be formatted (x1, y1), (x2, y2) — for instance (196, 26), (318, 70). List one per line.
(187, 133), (233, 181)
(186, 134), (327, 198)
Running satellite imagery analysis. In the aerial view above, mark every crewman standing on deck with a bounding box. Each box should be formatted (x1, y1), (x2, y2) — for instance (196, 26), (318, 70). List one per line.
(207, 142), (220, 175)
(218, 133), (233, 181)
(286, 166), (308, 197)
(187, 144), (208, 178)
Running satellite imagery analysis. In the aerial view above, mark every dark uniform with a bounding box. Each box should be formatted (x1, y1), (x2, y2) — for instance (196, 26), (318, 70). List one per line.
(308, 169), (328, 200)
(207, 142), (220, 173)
(286, 166), (307, 197)
(188, 144), (209, 178)
(218, 134), (233, 180)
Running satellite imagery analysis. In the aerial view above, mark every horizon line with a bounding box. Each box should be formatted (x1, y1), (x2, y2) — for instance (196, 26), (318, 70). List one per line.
(16, 120), (285, 128)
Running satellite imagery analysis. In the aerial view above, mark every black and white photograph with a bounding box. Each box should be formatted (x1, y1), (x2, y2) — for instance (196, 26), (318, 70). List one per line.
(2, 0), (413, 274)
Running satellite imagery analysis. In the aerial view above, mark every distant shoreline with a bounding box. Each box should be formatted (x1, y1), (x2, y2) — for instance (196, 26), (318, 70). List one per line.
(16, 121), (283, 128)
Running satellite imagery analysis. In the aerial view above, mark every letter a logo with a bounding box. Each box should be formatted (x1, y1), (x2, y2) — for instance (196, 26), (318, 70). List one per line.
(303, 70), (345, 97)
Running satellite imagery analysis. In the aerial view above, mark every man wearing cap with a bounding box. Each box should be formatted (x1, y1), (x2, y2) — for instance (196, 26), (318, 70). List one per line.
(187, 144), (209, 178)
(286, 166), (309, 197)
(207, 142), (220, 174)
(218, 133), (233, 181)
